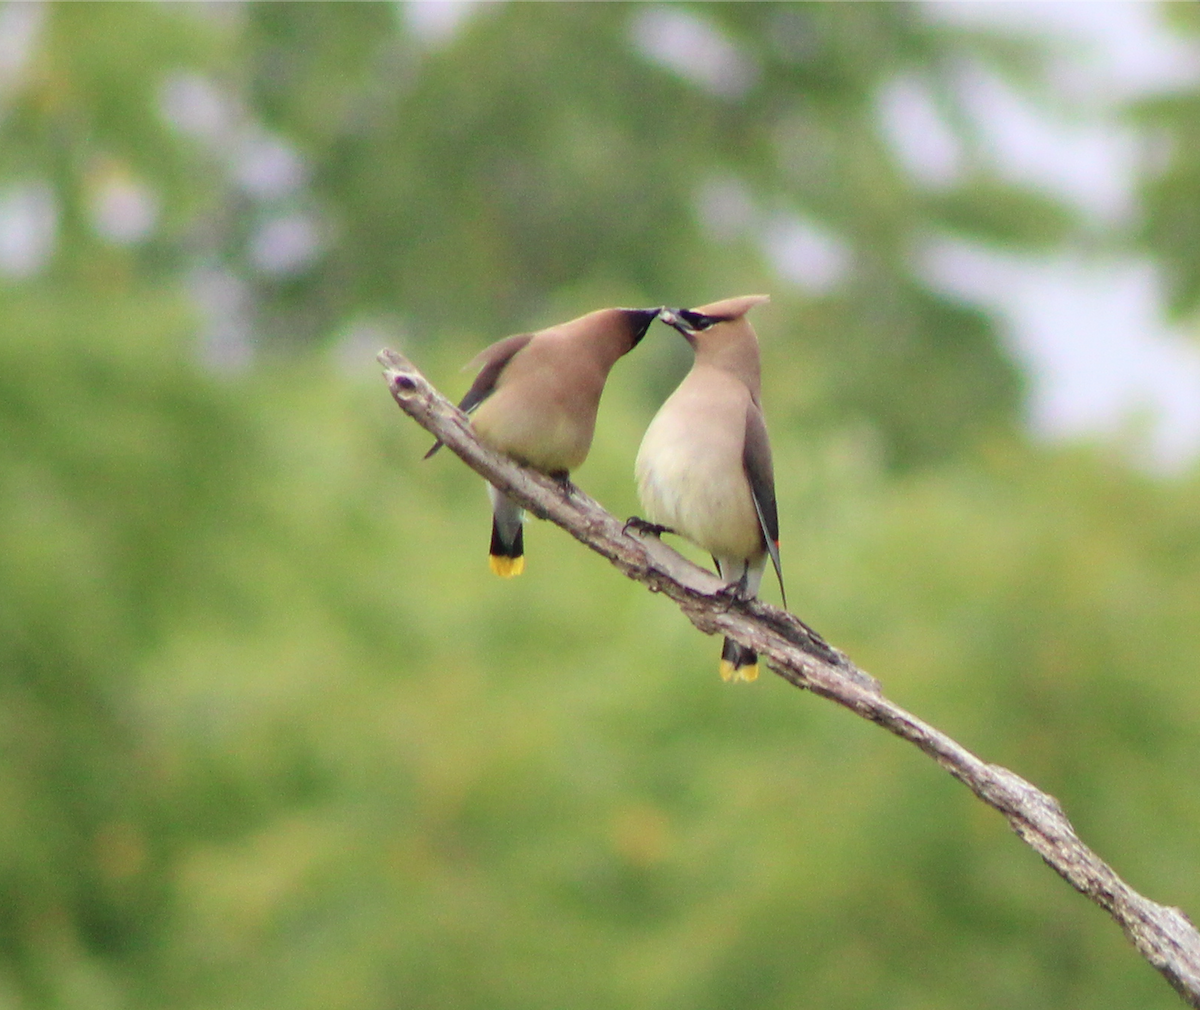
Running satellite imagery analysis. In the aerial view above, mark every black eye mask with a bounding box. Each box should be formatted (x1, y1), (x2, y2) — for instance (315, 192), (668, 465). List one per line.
(679, 310), (721, 331)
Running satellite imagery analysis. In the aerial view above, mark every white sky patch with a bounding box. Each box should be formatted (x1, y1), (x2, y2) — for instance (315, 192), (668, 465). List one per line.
(631, 6), (758, 100)
(0, 180), (57, 279)
(954, 59), (1141, 226)
(694, 175), (851, 293)
(88, 171), (160, 245)
(923, 238), (1200, 471)
(248, 212), (323, 276)
(922, 2), (1200, 224)
(233, 132), (307, 200)
(762, 213), (850, 294)
(912, 1), (1200, 468)
(0, 1), (43, 99)
(159, 72), (237, 145)
(161, 74), (309, 205)
(924, 1), (1200, 102)
(403, 1), (483, 48)
(876, 73), (963, 189)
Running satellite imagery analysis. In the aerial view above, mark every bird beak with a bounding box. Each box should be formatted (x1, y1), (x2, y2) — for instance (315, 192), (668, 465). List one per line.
(658, 307), (691, 335)
(627, 307), (661, 348)
(660, 307), (717, 346)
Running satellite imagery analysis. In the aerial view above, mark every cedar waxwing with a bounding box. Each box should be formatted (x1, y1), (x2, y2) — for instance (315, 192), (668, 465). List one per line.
(429, 306), (659, 577)
(634, 294), (784, 682)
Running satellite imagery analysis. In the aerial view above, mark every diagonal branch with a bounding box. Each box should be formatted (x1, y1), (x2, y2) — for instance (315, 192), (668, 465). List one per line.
(379, 347), (1200, 1007)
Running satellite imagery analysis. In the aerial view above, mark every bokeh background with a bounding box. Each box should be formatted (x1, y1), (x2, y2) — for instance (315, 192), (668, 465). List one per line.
(3, 2), (1200, 1007)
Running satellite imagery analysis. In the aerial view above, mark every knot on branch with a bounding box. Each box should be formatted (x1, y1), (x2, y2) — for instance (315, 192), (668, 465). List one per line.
(378, 349), (423, 398)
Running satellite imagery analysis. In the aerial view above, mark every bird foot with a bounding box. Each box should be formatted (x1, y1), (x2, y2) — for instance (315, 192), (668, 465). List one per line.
(712, 572), (751, 611)
(550, 471), (577, 498)
(622, 516), (675, 538)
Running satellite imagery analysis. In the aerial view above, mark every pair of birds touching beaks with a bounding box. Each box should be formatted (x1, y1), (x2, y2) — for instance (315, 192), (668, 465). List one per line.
(426, 294), (782, 683)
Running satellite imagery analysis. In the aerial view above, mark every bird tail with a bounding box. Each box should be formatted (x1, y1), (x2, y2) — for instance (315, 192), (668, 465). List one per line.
(719, 637), (758, 682)
(488, 487), (525, 578)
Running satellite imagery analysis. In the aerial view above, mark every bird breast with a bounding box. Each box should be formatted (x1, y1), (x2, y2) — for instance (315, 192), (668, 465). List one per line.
(635, 380), (764, 562)
(471, 371), (599, 474)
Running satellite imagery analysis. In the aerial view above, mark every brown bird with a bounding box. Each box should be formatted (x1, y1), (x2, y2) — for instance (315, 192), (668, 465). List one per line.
(429, 306), (659, 576)
(634, 294), (783, 681)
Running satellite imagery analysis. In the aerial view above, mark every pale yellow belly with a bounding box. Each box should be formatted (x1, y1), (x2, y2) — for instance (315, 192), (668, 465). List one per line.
(472, 391), (591, 474)
(635, 413), (763, 561)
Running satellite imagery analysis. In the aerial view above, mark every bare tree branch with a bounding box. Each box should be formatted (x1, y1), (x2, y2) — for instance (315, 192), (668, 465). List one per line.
(379, 347), (1200, 1007)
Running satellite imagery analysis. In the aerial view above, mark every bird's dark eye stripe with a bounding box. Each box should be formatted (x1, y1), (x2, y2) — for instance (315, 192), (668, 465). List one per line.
(681, 310), (721, 330)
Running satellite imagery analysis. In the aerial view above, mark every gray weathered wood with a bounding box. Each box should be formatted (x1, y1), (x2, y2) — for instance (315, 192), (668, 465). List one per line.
(379, 347), (1200, 1006)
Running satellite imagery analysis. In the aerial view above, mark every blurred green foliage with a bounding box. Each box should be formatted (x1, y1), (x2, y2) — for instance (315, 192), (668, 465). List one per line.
(1, 3), (1199, 1009)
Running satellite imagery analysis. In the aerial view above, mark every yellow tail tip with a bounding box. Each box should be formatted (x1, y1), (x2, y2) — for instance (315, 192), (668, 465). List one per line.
(489, 554), (525, 578)
(719, 660), (758, 683)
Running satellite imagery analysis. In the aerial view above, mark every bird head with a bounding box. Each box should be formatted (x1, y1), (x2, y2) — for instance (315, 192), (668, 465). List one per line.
(658, 295), (769, 393)
(658, 294), (770, 344)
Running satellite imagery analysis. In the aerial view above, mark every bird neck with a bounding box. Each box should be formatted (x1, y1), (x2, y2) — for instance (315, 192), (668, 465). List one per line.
(694, 334), (761, 399)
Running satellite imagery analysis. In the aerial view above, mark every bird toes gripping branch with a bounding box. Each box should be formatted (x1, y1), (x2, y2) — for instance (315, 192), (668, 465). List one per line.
(710, 573), (752, 610)
(622, 516), (676, 538)
(550, 471), (578, 498)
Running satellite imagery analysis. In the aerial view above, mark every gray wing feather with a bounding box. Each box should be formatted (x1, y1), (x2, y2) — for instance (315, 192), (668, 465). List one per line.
(743, 402), (785, 608)
(424, 333), (534, 459)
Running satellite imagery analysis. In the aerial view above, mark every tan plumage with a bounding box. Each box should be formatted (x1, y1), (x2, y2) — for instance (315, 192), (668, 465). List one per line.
(635, 294), (783, 681)
(430, 306), (659, 576)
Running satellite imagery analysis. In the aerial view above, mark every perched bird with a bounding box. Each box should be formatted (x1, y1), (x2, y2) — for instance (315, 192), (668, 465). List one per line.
(429, 306), (659, 577)
(634, 294), (784, 682)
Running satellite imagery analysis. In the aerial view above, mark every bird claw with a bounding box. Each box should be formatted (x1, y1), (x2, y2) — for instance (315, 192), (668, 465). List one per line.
(622, 516), (675, 538)
(712, 572), (751, 611)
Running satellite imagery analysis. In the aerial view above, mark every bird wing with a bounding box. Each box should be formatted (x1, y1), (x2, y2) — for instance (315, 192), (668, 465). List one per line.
(743, 401), (785, 607)
(424, 333), (534, 459)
